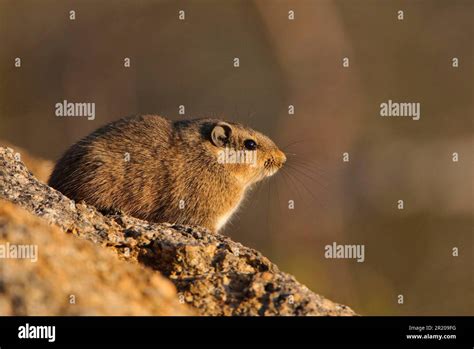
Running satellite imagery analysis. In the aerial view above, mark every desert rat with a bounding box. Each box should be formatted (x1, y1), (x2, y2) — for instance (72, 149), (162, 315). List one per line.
(48, 115), (286, 232)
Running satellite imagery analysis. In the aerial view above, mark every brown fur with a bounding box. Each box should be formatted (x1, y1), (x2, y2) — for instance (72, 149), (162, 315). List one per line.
(48, 115), (286, 232)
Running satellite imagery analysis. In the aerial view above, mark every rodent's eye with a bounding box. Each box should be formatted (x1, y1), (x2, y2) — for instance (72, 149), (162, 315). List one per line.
(244, 139), (257, 150)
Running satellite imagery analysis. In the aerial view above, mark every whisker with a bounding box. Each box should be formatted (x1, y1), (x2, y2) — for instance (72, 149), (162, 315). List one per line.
(288, 156), (328, 174)
(285, 163), (329, 189)
(281, 139), (312, 151)
(287, 160), (328, 178)
(283, 167), (328, 210)
(266, 174), (272, 233)
(280, 168), (311, 210)
(274, 171), (282, 213)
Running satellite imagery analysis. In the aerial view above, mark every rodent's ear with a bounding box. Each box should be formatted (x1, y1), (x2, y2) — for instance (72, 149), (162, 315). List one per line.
(211, 122), (232, 147)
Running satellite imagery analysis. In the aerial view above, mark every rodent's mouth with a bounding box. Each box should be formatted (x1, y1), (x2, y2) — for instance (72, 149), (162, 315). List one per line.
(262, 150), (286, 178)
(265, 167), (279, 177)
(263, 158), (284, 177)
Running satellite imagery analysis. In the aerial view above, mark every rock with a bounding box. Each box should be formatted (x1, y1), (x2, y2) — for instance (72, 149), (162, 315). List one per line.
(0, 141), (53, 183)
(0, 200), (194, 315)
(0, 147), (355, 316)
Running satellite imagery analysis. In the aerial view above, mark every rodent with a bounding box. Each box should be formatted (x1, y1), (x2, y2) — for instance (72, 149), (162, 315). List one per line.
(48, 115), (286, 232)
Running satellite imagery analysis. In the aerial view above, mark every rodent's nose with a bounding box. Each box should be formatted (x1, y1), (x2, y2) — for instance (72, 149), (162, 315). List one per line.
(278, 150), (287, 166)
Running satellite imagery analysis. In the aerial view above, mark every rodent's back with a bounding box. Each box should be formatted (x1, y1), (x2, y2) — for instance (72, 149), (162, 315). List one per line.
(48, 115), (173, 219)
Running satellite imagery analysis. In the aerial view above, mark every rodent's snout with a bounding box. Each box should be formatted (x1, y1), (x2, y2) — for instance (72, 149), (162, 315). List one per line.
(263, 149), (286, 176)
(272, 149), (286, 168)
(279, 150), (287, 166)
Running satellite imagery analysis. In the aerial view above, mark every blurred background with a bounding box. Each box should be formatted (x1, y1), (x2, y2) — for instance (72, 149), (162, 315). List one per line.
(0, 0), (472, 315)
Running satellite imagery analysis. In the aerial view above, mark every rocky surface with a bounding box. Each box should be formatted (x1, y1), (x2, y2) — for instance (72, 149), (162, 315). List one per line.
(0, 146), (355, 316)
(0, 200), (194, 315)
(0, 140), (53, 183)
